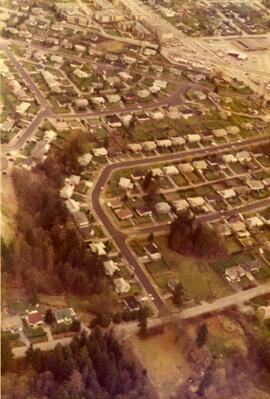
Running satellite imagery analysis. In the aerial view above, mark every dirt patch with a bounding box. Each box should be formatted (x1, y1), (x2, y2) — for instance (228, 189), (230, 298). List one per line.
(1, 175), (18, 242)
(99, 40), (125, 53)
(130, 324), (191, 399)
(38, 294), (68, 309)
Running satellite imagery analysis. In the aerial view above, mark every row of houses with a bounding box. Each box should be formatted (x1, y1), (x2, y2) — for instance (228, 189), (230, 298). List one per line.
(2, 308), (77, 333)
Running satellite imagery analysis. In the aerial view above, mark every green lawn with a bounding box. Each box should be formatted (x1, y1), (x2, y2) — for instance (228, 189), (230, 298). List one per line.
(155, 236), (232, 301)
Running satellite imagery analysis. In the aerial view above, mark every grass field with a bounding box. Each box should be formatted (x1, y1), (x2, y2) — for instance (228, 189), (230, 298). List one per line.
(131, 325), (191, 399)
(154, 236), (232, 301)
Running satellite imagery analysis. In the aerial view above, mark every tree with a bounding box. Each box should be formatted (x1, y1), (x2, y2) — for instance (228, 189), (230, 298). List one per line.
(97, 314), (111, 328)
(44, 308), (55, 325)
(138, 307), (149, 337)
(196, 323), (208, 348)
(172, 282), (184, 306)
(1, 335), (13, 373)
(70, 319), (81, 332)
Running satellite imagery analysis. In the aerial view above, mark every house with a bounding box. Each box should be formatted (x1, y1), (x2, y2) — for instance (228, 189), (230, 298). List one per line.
(25, 310), (43, 328)
(73, 68), (90, 79)
(106, 94), (121, 103)
(60, 184), (74, 199)
(119, 177), (134, 190)
(118, 71), (133, 81)
(193, 160), (208, 171)
(246, 180), (265, 191)
(55, 308), (76, 324)
(163, 165), (179, 176)
(16, 102), (31, 115)
(226, 126), (240, 135)
(144, 242), (161, 260)
(222, 154), (237, 163)
(66, 198), (80, 213)
(236, 151), (251, 163)
(187, 197), (205, 208)
(1, 316), (23, 333)
(156, 139), (172, 148)
(127, 143), (142, 153)
(107, 198), (122, 209)
(72, 211), (89, 229)
(136, 205), (152, 217)
(123, 295), (140, 311)
(178, 163), (194, 174)
(241, 122), (253, 130)
(103, 260), (120, 276)
(31, 140), (50, 162)
(151, 168), (163, 177)
(90, 242), (106, 255)
(149, 111), (164, 120)
(107, 114), (122, 127)
(171, 136), (185, 146)
(113, 278), (131, 294)
(263, 177), (270, 187)
(91, 97), (106, 105)
(172, 199), (189, 212)
(79, 226), (94, 243)
(219, 189), (237, 200)
(44, 130), (57, 143)
(246, 216), (264, 229)
(137, 89), (150, 98)
(212, 128), (227, 138)
(257, 305), (270, 320)
(74, 99), (89, 110)
(244, 259), (261, 274)
(225, 265), (246, 282)
(92, 147), (108, 157)
(131, 170), (145, 181)
(142, 141), (157, 151)
(115, 208), (133, 220)
(187, 134), (201, 143)
(78, 153), (92, 166)
(155, 202), (171, 214)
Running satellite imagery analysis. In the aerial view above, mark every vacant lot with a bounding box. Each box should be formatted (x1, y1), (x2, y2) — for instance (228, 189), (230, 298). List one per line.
(131, 325), (191, 399)
(155, 236), (232, 302)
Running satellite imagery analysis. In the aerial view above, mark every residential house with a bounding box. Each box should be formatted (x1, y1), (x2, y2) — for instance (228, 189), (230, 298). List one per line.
(155, 202), (171, 214)
(225, 265), (246, 282)
(113, 278), (131, 294)
(55, 308), (76, 324)
(151, 168), (163, 177)
(127, 143), (142, 153)
(78, 153), (92, 166)
(187, 197), (205, 208)
(72, 211), (89, 229)
(115, 208), (133, 220)
(246, 216), (264, 229)
(171, 136), (185, 146)
(131, 170), (145, 181)
(236, 151), (251, 163)
(144, 243), (161, 260)
(136, 205), (152, 217)
(156, 139), (172, 148)
(92, 147), (108, 157)
(103, 260), (120, 276)
(163, 165), (179, 176)
(119, 177), (134, 190)
(226, 126), (240, 135)
(178, 163), (194, 174)
(172, 199), (189, 212)
(142, 141), (157, 151)
(25, 310), (43, 329)
(1, 316), (23, 333)
(219, 189), (237, 200)
(246, 179), (265, 191)
(90, 242), (106, 255)
(193, 160), (208, 171)
(123, 295), (140, 311)
(107, 198), (122, 209)
(187, 134), (201, 143)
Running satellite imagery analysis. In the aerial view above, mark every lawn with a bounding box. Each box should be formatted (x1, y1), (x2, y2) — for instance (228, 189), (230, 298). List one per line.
(131, 325), (191, 399)
(155, 236), (232, 302)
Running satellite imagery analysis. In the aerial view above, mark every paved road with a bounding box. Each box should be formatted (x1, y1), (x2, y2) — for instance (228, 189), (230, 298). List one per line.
(2, 108), (51, 154)
(1, 42), (50, 108)
(91, 134), (270, 312)
(136, 197), (270, 237)
(114, 282), (270, 337)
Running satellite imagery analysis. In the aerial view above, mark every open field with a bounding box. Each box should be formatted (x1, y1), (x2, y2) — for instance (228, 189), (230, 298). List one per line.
(130, 324), (191, 399)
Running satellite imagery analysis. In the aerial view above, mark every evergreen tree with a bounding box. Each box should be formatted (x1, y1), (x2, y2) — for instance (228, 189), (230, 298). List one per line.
(44, 308), (55, 325)
(1, 335), (13, 372)
(196, 323), (208, 348)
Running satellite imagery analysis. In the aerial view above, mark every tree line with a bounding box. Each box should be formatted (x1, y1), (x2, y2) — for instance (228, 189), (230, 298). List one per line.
(2, 328), (157, 399)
